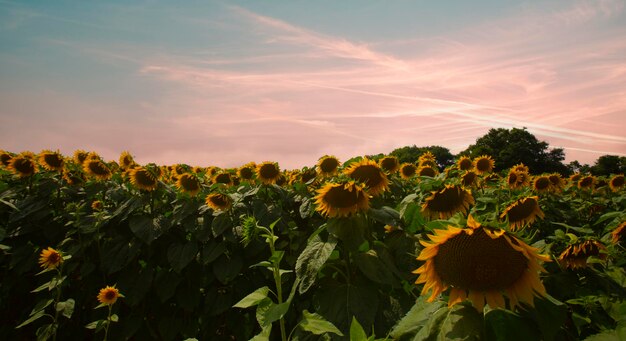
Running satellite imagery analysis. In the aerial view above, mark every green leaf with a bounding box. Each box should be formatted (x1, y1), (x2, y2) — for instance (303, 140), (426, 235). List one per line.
(412, 306), (448, 341)
(390, 296), (446, 339)
(484, 309), (541, 341)
(212, 253), (243, 284)
(211, 213), (232, 237)
(438, 304), (483, 341)
(300, 310), (344, 336)
(200, 240), (226, 265)
(110, 314), (119, 322)
(55, 298), (75, 319)
(31, 276), (66, 293)
(369, 206), (401, 226)
(295, 235), (337, 294)
(36, 323), (57, 341)
(353, 250), (396, 286)
(350, 317), (368, 341)
(129, 215), (171, 245)
(250, 324), (272, 341)
(233, 286), (270, 308)
(167, 241), (198, 273)
(30, 299), (54, 316)
(16, 311), (47, 328)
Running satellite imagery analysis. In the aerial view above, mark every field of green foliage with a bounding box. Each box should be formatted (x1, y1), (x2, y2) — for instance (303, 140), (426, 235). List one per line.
(0, 149), (625, 340)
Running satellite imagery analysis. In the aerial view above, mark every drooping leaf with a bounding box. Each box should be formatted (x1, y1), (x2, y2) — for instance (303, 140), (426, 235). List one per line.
(300, 310), (344, 336)
(295, 235), (337, 294)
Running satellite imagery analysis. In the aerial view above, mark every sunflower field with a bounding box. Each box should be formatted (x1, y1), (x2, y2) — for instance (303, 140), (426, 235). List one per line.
(1, 149), (625, 341)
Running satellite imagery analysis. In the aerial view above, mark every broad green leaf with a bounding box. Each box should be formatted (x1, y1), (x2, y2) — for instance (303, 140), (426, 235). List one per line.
(353, 250), (396, 286)
(350, 317), (368, 341)
(55, 298), (75, 319)
(412, 306), (448, 341)
(36, 323), (56, 341)
(369, 206), (401, 226)
(129, 215), (171, 245)
(16, 311), (46, 328)
(167, 241), (198, 273)
(233, 286), (270, 308)
(300, 310), (344, 336)
(250, 325), (272, 341)
(30, 299), (54, 316)
(437, 304), (483, 341)
(295, 235), (337, 294)
(390, 296), (446, 339)
(484, 309), (541, 341)
(212, 253), (243, 284)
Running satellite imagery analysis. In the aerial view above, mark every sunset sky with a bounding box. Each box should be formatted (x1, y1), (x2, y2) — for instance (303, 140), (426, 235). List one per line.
(1, 0), (625, 169)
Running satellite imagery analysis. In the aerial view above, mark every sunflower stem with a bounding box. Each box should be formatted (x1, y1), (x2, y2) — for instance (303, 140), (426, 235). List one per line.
(51, 269), (63, 341)
(103, 304), (112, 341)
(266, 226), (288, 341)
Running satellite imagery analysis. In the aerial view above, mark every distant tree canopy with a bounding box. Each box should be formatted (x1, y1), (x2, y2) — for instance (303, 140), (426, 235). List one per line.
(588, 155), (626, 176)
(389, 145), (455, 168)
(458, 128), (570, 175)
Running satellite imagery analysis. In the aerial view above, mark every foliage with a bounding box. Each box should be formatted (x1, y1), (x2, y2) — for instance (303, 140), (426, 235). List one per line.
(386, 145), (455, 168)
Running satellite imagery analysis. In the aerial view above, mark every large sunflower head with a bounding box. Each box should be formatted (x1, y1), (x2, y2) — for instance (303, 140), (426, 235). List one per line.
(257, 161), (281, 185)
(500, 196), (544, 231)
(474, 155), (495, 174)
(83, 158), (112, 181)
(129, 167), (159, 191)
(38, 150), (65, 172)
(0, 150), (13, 168)
(421, 184), (474, 220)
(8, 152), (38, 178)
(379, 156), (400, 174)
(532, 175), (552, 193)
(399, 163), (417, 179)
(39, 247), (64, 270)
(314, 180), (370, 218)
(238, 162), (256, 180)
(119, 151), (136, 170)
(457, 156), (473, 171)
(317, 155), (340, 176)
(609, 174), (624, 192)
(344, 158), (389, 196)
(558, 240), (607, 270)
(205, 192), (233, 211)
(611, 222), (626, 244)
(176, 173), (202, 196)
(213, 172), (233, 186)
(578, 175), (596, 190)
(414, 215), (550, 311)
(97, 286), (123, 306)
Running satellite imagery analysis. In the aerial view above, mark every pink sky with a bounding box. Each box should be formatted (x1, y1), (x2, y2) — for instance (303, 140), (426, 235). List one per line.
(0, 0), (625, 169)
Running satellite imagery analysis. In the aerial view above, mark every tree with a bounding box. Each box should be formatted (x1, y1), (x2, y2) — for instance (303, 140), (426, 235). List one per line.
(589, 155), (626, 176)
(389, 145), (455, 169)
(459, 128), (569, 175)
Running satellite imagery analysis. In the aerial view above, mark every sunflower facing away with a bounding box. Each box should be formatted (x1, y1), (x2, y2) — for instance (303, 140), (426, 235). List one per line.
(414, 215), (550, 311)
(421, 184), (474, 220)
(130, 167), (159, 191)
(257, 161), (281, 185)
(38, 150), (65, 172)
(8, 152), (38, 178)
(558, 240), (607, 270)
(500, 196), (544, 231)
(474, 155), (495, 174)
(379, 156), (400, 174)
(83, 159), (112, 181)
(317, 155), (341, 176)
(344, 158), (389, 196)
(205, 193), (233, 211)
(177, 173), (202, 196)
(399, 163), (417, 179)
(457, 156), (473, 171)
(314, 180), (370, 218)
(97, 286), (123, 305)
(39, 247), (63, 270)
(609, 174), (624, 192)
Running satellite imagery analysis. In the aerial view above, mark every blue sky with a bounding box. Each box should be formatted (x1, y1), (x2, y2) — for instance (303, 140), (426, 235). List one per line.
(1, 0), (625, 168)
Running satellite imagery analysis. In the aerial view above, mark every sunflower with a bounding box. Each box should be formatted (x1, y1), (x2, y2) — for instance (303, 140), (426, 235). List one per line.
(421, 184), (474, 220)
(97, 286), (123, 305)
(238, 163), (256, 180)
(474, 155), (495, 174)
(414, 215), (550, 311)
(379, 156), (399, 174)
(317, 155), (340, 176)
(83, 159), (112, 181)
(0, 150), (13, 168)
(176, 173), (202, 196)
(257, 161), (281, 185)
(609, 174), (624, 192)
(457, 156), (473, 171)
(548, 173), (565, 192)
(399, 163), (417, 179)
(73, 150), (88, 165)
(344, 159), (389, 196)
(558, 240), (607, 270)
(299, 168), (317, 184)
(419, 151), (436, 162)
(512, 163), (529, 173)
(532, 175), (551, 193)
(119, 151), (136, 170)
(460, 170), (478, 187)
(213, 172), (233, 186)
(578, 175), (595, 190)
(39, 247), (63, 270)
(314, 180), (370, 218)
(91, 200), (104, 211)
(129, 167), (159, 191)
(8, 152), (38, 178)
(500, 196), (544, 231)
(205, 193), (232, 211)
(63, 170), (85, 186)
(38, 150), (65, 172)
(417, 165), (438, 178)
(569, 173), (582, 185)
(611, 222), (626, 244)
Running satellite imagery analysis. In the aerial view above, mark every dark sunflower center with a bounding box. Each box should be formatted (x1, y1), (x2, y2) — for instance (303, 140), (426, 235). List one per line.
(301, 170), (316, 183)
(611, 176), (624, 187)
(14, 158), (35, 174)
(549, 175), (561, 186)
(259, 164), (279, 179)
(44, 154), (64, 168)
(462, 172), (476, 186)
(418, 166), (436, 177)
(507, 173), (518, 185)
(88, 161), (110, 176)
(459, 159), (473, 170)
(210, 195), (228, 207)
(1, 153), (12, 166)
(239, 167), (254, 179)
(324, 185), (361, 208)
(48, 252), (61, 264)
(215, 173), (232, 184)
(505, 198), (537, 223)
(320, 158), (339, 173)
(135, 170), (157, 186)
(579, 177), (594, 187)
(426, 187), (464, 212)
(349, 165), (383, 188)
(180, 175), (200, 191)
(433, 228), (528, 291)
(105, 290), (117, 300)
(535, 177), (550, 190)
(380, 158), (398, 172)
(401, 165), (416, 177)
(476, 158), (491, 172)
